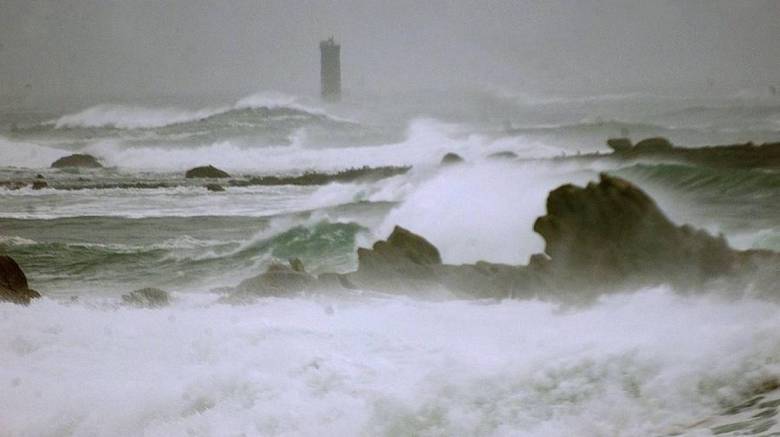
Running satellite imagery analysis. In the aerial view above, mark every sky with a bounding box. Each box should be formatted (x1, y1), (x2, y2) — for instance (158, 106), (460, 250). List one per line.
(0, 0), (779, 108)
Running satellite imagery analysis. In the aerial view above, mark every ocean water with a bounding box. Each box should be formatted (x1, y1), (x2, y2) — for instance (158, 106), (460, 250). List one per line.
(1, 90), (779, 436)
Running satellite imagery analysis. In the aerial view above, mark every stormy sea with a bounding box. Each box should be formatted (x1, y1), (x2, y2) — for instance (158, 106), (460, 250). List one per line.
(1, 90), (780, 436)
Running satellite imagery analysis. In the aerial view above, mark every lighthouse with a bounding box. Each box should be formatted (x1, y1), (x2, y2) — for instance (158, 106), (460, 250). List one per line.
(319, 37), (341, 101)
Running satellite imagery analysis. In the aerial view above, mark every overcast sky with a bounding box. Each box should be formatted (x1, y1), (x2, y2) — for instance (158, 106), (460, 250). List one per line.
(1, 0), (778, 108)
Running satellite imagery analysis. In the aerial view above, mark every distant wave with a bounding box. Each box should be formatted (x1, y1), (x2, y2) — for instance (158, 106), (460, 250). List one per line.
(48, 91), (334, 130)
(617, 163), (780, 200)
(0, 219), (365, 290)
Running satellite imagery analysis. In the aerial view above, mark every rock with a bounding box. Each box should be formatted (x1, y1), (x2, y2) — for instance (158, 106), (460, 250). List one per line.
(348, 226), (443, 292)
(121, 287), (170, 308)
(232, 262), (316, 298)
(31, 180), (48, 190)
(606, 137), (633, 152)
(289, 257), (305, 273)
(532, 173), (771, 290)
(35, 174), (45, 179)
(51, 154), (103, 169)
(0, 256), (41, 305)
(205, 183), (225, 192)
(487, 151), (518, 160)
(440, 152), (464, 165)
(633, 137), (673, 153)
(185, 165), (230, 179)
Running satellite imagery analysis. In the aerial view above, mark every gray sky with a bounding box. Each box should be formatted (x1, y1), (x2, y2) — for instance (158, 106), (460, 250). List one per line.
(1, 0), (779, 108)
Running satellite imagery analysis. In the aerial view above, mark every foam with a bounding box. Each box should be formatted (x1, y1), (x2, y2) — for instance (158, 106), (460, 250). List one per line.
(1, 288), (778, 436)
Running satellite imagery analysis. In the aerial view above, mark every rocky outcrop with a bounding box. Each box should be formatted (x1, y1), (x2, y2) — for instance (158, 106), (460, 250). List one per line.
(346, 226), (444, 292)
(185, 165), (230, 178)
(221, 175), (780, 302)
(441, 153), (464, 165)
(0, 256), (41, 305)
(51, 154), (103, 169)
(121, 287), (170, 308)
(532, 173), (772, 291)
(606, 137), (633, 152)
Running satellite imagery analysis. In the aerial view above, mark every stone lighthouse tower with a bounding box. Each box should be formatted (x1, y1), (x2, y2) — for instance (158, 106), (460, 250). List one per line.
(319, 37), (341, 101)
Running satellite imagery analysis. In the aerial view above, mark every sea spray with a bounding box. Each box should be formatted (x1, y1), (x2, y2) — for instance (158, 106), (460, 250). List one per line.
(1, 288), (779, 436)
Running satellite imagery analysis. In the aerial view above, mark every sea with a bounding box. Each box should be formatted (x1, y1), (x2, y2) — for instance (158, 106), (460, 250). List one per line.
(1, 89), (779, 436)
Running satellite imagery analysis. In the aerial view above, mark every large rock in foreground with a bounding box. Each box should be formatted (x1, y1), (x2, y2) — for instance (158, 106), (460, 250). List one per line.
(533, 174), (779, 292)
(185, 165), (230, 178)
(0, 256), (41, 305)
(51, 154), (103, 169)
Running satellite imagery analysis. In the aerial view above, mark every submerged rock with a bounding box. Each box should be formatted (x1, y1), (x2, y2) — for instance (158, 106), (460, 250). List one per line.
(185, 165), (230, 179)
(486, 151), (518, 160)
(51, 154), (103, 169)
(121, 287), (170, 308)
(0, 256), (41, 305)
(227, 259), (317, 301)
(205, 183), (225, 192)
(440, 153), (464, 165)
(31, 180), (48, 190)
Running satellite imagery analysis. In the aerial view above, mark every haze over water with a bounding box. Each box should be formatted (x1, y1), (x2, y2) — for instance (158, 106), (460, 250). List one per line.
(1, 1), (780, 436)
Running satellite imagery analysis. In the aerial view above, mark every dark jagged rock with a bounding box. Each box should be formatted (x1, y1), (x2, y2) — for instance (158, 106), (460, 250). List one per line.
(606, 137), (633, 152)
(0, 256), (41, 305)
(121, 287), (170, 308)
(487, 151), (518, 160)
(185, 165), (230, 179)
(31, 180), (48, 190)
(51, 154), (103, 169)
(633, 137), (674, 153)
(441, 153), (464, 165)
(533, 173), (779, 293)
(346, 226), (444, 293)
(205, 183), (225, 192)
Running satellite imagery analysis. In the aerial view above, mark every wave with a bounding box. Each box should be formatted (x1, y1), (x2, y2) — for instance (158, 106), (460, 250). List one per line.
(3, 288), (780, 436)
(616, 163), (780, 200)
(0, 136), (70, 168)
(0, 218), (365, 293)
(48, 91), (336, 130)
(77, 118), (559, 172)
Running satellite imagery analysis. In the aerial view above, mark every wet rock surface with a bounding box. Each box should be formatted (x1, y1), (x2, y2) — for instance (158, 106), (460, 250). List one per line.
(440, 152), (464, 165)
(51, 154), (103, 169)
(0, 255), (41, 305)
(184, 165), (231, 179)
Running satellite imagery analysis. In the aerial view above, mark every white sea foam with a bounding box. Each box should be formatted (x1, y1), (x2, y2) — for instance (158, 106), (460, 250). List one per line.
(1, 288), (778, 436)
(80, 118), (560, 173)
(376, 161), (597, 264)
(49, 91), (330, 130)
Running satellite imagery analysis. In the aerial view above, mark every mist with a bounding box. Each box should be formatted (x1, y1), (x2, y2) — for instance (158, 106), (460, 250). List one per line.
(1, 0), (779, 109)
